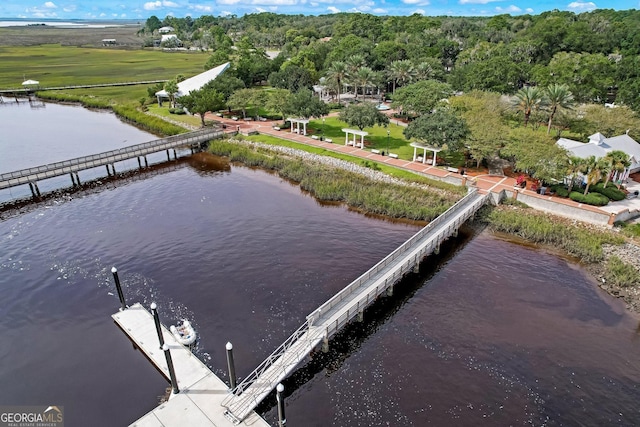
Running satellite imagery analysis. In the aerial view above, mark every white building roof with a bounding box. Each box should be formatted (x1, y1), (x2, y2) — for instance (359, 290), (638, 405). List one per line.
(161, 34), (178, 42)
(155, 62), (230, 99)
(159, 26), (174, 33)
(557, 133), (640, 161)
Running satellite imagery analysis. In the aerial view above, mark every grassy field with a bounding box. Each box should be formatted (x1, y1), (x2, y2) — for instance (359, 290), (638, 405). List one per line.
(0, 45), (208, 89)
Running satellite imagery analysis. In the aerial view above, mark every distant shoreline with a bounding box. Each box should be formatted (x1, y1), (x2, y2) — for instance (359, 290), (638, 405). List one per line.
(0, 18), (141, 28)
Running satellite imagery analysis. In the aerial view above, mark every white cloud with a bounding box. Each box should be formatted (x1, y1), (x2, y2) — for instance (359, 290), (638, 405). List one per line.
(310, 1), (318, 5)
(191, 4), (214, 12)
(250, 0), (297, 5)
(220, 10), (233, 15)
(372, 7), (387, 12)
(143, 1), (162, 10)
(459, 0), (500, 4)
(63, 5), (76, 12)
(218, 0), (241, 4)
(255, 6), (267, 11)
(402, 0), (429, 4)
(411, 8), (426, 14)
(525, 7), (533, 12)
(143, 0), (178, 10)
(567, 1), (596, 11)
(99, 12), (106, 16)
(327, 5), (340, 12)
(44, 2), (57, 8)
(25, 6), (58, 17)
(495, 5), (521, 12)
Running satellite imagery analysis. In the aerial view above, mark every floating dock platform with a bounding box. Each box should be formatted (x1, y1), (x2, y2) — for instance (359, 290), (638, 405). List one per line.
(112, 303), (270, 427)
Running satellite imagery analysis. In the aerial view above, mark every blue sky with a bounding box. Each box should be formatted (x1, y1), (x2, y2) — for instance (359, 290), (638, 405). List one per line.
(1, 0), (638, 20)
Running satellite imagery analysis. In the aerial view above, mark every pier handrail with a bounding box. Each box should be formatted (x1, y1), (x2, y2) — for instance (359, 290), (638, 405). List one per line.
(0, 128), (220, 182)
(0, 80), (169, 94)
(222, 190), (488, 422)
(307, 190), (483, 322)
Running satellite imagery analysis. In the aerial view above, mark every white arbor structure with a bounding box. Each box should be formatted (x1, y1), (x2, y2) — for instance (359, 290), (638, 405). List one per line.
(287, 118), (310, 136)
(411, 142), (442, 165)
(342, 128), (368, 149)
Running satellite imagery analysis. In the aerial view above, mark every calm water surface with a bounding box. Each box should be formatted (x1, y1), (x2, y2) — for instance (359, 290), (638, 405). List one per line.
(1, 103), (639, 426)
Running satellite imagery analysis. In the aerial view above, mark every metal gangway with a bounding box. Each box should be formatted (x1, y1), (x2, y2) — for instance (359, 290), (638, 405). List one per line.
(0, 128), (223, 193)
(222, 190), (489, 423)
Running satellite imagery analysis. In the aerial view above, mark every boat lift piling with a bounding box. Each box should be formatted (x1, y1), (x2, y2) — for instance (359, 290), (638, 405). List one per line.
(111, 267), (127, 311)
(151, 303), (165, 350)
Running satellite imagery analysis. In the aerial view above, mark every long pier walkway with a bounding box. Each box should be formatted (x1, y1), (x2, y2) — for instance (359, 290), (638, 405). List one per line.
(0, 128), (222, 196)
(113, 303), (270, 427)
(0, 80), (168, 96)
(221, 190), (488, 423)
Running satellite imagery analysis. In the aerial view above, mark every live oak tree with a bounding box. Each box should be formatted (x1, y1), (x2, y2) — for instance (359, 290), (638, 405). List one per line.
(179, 88), (226, 127)
(284, 89), (329, 119)
(404, 110), (469, 152)
(339, 103), (389, 131)
(392, 80), (453, 116)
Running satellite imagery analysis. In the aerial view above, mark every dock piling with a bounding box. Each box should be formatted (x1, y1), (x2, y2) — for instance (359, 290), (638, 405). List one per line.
(151, 303), (165, 350)
(226, 342), (237, 390)
(111, 267), (127, 311)
(70, 173), (77, 186)
(162, 343), (180, 394)
(276, 383), (286, 426)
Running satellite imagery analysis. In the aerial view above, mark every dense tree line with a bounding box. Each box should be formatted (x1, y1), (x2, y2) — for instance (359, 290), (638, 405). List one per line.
(142, 9), (640, 110)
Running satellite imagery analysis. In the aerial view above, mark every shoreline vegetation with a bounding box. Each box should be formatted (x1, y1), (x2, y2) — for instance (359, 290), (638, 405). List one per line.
(14, 90), (640, 316)
(211, 137), (640, 314)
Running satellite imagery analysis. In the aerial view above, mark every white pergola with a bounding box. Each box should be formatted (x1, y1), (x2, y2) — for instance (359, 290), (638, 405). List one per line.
(342, 128), (368, 149)
(287, 118), (310, 136)
(411, 142), (442, 165)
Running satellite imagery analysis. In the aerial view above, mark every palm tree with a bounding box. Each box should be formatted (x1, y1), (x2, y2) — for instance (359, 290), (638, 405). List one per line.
(581, 155), (606, 195)
(602, 150), (631, 188)
(545, 84), (574, 134)
(345, 54), (367, 98)
(325, 61), (348, 105)
(164, 79), (179, 108)
(354, 67), (376, 102)
(387, 59), (414, 94)
(414, 61), (435, 81)
(513, 86), (545, 127)
(565, 155), (583, 194)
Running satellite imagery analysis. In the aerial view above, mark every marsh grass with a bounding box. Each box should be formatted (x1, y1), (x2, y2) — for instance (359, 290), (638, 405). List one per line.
(245, 134), (466, 195)
(208, 139), (461, 221)
(0, 45), (207, 89)
(478, 205), (623, 263)
(604, 256), (640, 288)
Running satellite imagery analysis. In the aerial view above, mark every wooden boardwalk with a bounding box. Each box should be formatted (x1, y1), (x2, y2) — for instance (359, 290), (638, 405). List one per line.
(112, 303), (270, 427)
(222, 190), (489, 422)
(0, 128), (222, 192)
(0, 80), (168, 95)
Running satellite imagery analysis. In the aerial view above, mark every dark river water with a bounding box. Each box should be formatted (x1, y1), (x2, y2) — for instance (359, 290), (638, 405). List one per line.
(1, 102), (640, 426)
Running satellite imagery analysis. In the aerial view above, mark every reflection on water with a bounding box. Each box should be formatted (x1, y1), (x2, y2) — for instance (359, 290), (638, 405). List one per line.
(1, 102), (639, 426)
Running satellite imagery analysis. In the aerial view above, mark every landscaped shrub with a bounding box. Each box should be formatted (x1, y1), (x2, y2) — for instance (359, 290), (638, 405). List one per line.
(550, 184), (569, 197)
(590, 183), (626, 201)
(326, 102), (344, 110)
(569, 191), (609, 206)
(169, 107), (186, 115)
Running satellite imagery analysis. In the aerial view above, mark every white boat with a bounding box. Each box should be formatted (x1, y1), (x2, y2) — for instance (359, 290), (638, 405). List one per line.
(170, 320), (197, 346)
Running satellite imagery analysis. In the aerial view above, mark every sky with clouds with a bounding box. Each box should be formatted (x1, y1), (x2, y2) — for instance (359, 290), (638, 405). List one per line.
(1, 0), (638, 20)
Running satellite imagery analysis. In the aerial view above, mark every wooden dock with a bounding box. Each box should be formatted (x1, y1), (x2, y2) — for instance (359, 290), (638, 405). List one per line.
(112, 303), (270, 427)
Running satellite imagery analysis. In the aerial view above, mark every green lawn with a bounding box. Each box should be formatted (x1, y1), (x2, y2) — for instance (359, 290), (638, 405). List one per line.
(147, 104), (202, 127)
(0, 45), (208, 89)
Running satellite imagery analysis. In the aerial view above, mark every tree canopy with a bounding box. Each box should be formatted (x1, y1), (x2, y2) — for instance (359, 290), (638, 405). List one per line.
(339, 103), (389, 131)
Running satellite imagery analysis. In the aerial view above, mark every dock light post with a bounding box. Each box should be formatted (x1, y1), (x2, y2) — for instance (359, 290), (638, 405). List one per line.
(226, 342), (237, 390)
(276, 383), (286, 426)
(163, 343), (180, 394)
(322, 117), (325, 141)
(386, 129), (390, 156)
(151, 303), (165, 350)
(111, 267), (127, 311)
